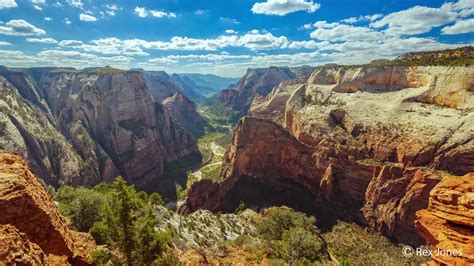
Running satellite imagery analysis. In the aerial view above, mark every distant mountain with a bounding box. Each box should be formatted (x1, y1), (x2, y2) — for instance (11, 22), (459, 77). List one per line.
(175, 73), (239, 98)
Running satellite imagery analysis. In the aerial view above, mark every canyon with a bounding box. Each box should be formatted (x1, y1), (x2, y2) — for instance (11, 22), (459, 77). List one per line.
(0, 67), (209, 194)
(184, 52), (474, 254)
(0, 47), (473, 264)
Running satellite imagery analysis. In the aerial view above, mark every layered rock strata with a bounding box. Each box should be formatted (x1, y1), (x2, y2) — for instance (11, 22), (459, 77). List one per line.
(184, 64), (474, 246)
(416, 173), (474, 265)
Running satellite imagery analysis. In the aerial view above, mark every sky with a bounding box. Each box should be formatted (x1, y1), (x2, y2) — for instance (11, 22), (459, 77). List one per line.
(0, 0), (473, 77)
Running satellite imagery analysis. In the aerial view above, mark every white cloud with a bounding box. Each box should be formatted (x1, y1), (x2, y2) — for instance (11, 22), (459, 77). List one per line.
(135, 7), (147, 17)
(31, 0), (45, 10)
(26, 37), (58, 44)
(0, 20), (46, 36)
(341, 14), (382, 24)
(239, 31), (289, 50)
(59, 39), (84, 47)
(150, 10), (176, 18)
(105, 4), (120, 16)
(310, 23), (383, 42)
(225, 29), (237, 34)
(67, 0), (83, 9)
(44, 17), (53, 21)
(442, 0), (474, 17)
(252, 0), (320, 16)
(441, 18), (474, 35)
(0, 41), (11, 45)
(195, 9), (208, 16)
(371, 6), (457, 35)
(79, 13), (97, 22)
(0, 0), (17, 9)
(135, 7), (176, 18)
(64, 18), (72, 25)
(219, 17), (240, 25)
(304, 20), (339, 30)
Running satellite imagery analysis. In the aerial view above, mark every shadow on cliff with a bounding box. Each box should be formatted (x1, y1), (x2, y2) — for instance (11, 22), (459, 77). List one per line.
(139, 152), (202, 202)
(216, 176), (346, 232)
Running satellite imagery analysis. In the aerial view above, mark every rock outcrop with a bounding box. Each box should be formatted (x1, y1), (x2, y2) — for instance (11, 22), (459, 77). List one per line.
(416, 173), (474, 265)
(184, 59), (474, 246)
(162, 91), (206, 136)
(0, 76), (97, 187)
(0, 151), (96, 265)
(0, 67), (201, 189)
(218, 67), (302, 114)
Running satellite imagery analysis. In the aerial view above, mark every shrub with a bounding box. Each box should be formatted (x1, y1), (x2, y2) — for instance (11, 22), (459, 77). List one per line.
(257, 207), (316, 241)
(54, 186), (104, 232)
(273, 227), (325, 263)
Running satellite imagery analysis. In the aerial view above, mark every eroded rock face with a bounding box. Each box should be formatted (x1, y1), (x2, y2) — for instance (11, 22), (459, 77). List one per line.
(0, 76), (98, 187)
(162, 91), (206, 137)
(416, 173), (474, 265)
(218, 67), (299, 114)
(0, 151), (96, 265)
(185, 64), (474, 246)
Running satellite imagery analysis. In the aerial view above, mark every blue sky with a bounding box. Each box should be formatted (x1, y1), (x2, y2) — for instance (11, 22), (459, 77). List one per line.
(0, 0), (473, 77)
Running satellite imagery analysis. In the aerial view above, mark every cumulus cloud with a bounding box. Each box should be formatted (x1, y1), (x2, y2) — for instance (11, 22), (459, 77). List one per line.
(79, 13), (97, 22)
(252, 0), (320, 16)
(0, 0), (17, 9)
(341, 14), (382, 24)
(67, 0), (83, 9)
(64, 18), (72, 25)
(370, 6), (457, 35)
(135, 7), (176, 18)
(150, 10), (176, 18)
(44, 17), (53, 21)
(134, 7), (147, 17)
(59, 40), (84, 47)
(26, 37), (58, 44)
(441, 18), (474, 34)
(105, 4), (120, 16)
(0, 19), (46, 36)
(310, 23), (383, 42)
(225, 29), (237, 34)
(0, 41), (11, 45)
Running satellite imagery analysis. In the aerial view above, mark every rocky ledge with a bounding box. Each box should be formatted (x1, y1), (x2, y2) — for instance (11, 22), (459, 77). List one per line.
(0, 151), (96, 265)
(416, 173), (474, 265)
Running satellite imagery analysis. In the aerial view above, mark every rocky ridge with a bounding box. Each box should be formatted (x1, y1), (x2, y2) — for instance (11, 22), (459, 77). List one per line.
(185, 61), (474, 247)
(0, 151), (96, 265)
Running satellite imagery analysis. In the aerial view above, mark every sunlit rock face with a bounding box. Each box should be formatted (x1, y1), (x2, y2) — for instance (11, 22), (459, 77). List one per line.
(416, 173), (474, 265)
(184, 63), (474, 246)
(0, 151), (96, 265)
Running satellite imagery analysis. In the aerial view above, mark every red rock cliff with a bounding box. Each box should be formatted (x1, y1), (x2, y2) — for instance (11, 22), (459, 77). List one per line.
(0, 151), (96, 265)
(416, 173), (474, 265)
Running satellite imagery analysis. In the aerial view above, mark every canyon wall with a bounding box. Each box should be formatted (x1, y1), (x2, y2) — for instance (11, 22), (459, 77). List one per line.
(0, 68), (201, 188)
(185, 64), (474, 246)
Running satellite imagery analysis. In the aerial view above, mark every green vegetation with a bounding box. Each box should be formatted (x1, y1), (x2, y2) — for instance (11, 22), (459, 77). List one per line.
(55, 177), (174, 265)
(323, 221), (430, 265)
(54, 186), (104, 232)
(255, 207), (328, 264)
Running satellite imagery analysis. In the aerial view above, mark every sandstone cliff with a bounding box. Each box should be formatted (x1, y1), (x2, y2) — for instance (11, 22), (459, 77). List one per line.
(0, 67), (201, 189)
(38, 70), (200, 187)
(0, 151), (96, 265)
(185, 62), (474, 246)
(218, 67), (307, 114)
(416, 173), (474, 265)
